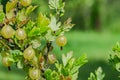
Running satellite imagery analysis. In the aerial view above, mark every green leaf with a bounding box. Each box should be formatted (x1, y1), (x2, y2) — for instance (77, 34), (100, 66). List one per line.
(45, 30), (56, 41)
(95, 67), (105, 80)
(6, 9), (15, 19)
(49, 0), (60, 9)
(0, 5), (3, 12)
(71, 71), (79, 80)
(25, 5), (38, 16)
(62, 51), (73, 67)
(44, 69), (52, 80)
(62, 18), (75, 32)
(37, 13), (50, 34)
(28, 27), (40, 37)
(74, 54), (88, 67)
(49, 0), (65, 16)
(88, 73), (96, 80)
(88, 67), (105, 80)
(25, 20), (35, 34)
(30, 39), (41, 49)
(17, 60), (23, 69)
(115, 62), (120, 72)
(49, 0), (65, 10)
(49, 16), (61, 31)
(0, 12), (5, 23)
(17, 9), (27, 21)
(6, 0), (18, 13)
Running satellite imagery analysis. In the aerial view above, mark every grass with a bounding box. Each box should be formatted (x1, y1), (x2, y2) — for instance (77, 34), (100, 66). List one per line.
(0, 31), (120, 80)
(54, 31), (120, 61)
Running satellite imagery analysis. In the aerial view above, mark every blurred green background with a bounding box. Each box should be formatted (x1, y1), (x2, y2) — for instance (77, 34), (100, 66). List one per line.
(1, 0), (120, 80)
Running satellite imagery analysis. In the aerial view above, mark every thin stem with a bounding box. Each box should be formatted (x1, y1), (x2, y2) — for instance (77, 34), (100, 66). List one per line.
(0, 40), (11, 50)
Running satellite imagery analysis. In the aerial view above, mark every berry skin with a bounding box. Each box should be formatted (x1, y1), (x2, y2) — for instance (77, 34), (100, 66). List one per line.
(29, 68), (40, 79)
(55, 35), (67, 47)
(21, 0), (32, 7)
(2, 56), (11, 67)
(15, 28), (27, 40)
(48, 54), (56, 64)
(1, 25), (14, 39)
(23, 46), (35, 60)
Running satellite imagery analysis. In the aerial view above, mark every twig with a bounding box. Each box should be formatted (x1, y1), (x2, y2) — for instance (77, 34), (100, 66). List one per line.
(0, 40), (11, 50)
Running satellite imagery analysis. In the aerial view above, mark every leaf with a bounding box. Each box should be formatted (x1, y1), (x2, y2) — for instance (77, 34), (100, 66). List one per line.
(25, 5), (38, 15)
(88, 73), (96, 80)
(0, 12), (5, 23)
(74, 54), (88, 67)
(49, 0), (65, 10)
(25, 20), (35, 34)
(37, 13), (50, 34)
(44, 69), (52, 80)
(49, 0), (60, 9)
(48, 0), (65, 16)
(95, 67), (105, 80)
(31, 39), (41, 49)
(0, 5), (3, 12)
(17, 60), (23, 69)
(45, 30), (56, 41)
(28, 27), (40, 37)
(62, 51), (73, 67)
(6, 9), (15, 19)
(49, 16), (61, 31)
(17, 9), (27, 21)
(71, 71), (79, 80)
(63, 18), (75, 32)
(88, 67), (105, 80)
(116, 63), (120, 72)
(6, 0), (18, 13)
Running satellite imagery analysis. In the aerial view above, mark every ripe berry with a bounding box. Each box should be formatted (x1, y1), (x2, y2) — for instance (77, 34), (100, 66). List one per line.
(29, 68), (40, 79)
(56, 35), (67, 47)
(15, 28), (27, 40)
(2, 56), (11, 67)
(1, 25), (14, 39)
(23, 46), (35, 60)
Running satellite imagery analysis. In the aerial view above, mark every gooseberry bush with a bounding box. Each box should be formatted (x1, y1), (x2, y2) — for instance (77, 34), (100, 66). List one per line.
(109, 42), (120, 78)
(0, 0), (88, 80)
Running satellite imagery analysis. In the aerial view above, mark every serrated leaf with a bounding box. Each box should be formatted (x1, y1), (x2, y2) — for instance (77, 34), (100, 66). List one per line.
(49, 16), (61, 31)
(17, 60), (23, 69)
(63, 18), (75, 31)
(62, 51), (73, 67)
(88, 67), (105, 80)
(37, 13), (50, 34)
(115, 63), (120, 72)
(49, 0), (65, 10)
(95, 67), (105, 80)
(28, 27), (40, 37)
(71, 71), (79, 80)
(74, 54), (88, 67)
(49, 0), (59, 9)
(88, 73), (96, 80)
(6, 0), (18, 13)
(6, 9), (15, 19)
(31, 39), (41, 49)
(44, 69), (52, 80)
(25, 20), (35, 34)
(17, 9), (27, 21)
(0, 12), (5, 23)
(45, 30), (55, 41)
(0, 5), (3, 12)
(25, 5), (38, 15)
